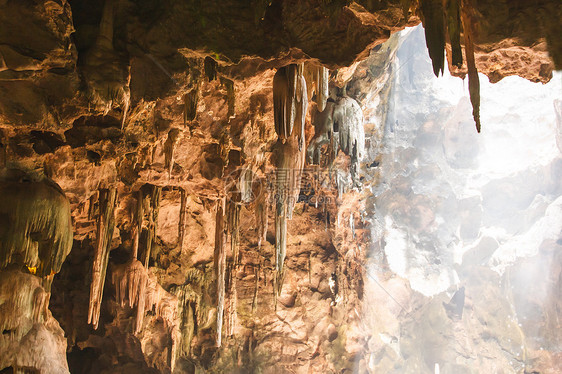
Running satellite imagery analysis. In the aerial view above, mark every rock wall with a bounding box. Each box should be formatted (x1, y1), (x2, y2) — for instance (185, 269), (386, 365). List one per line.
(0, 1), (560, 373)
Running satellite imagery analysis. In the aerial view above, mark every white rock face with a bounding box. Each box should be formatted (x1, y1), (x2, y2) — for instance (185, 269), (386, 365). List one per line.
(373, 26), (562, 296)
(359, 26), (562, 374)
(0, 270), (69, 373)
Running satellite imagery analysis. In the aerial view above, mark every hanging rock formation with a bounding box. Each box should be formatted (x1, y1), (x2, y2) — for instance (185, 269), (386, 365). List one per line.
(273, 64), (308, 294)
(80, 0), (130, 127)
(0, 173), (73, 373)
(88, 187), (117, 329)
(0, 174), (73, 276)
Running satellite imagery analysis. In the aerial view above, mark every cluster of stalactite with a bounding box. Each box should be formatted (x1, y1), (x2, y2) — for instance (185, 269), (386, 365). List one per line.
(133, 184), (162, 268)
(0, 174), (73, 373)
(80, 0), (130, 127)
(88, 184), (162, 331)
(213, 196), (243, 347)
(0, 270), (49, 341)
(272, 64), (309, 296)
(0, 176), (73, 277)
(171, 267), (214, 361)
(88, 187), (118, 329)
(418, 0), (481, 132)
(255, 186), (269, 250)
(303, 63), (329, 112)
(111, 258), (180, 370)
(214, 200), (227, 347)
(306, 93), (365, 186)
(178, 188), (187, 252)
(186, 58), (235, 124)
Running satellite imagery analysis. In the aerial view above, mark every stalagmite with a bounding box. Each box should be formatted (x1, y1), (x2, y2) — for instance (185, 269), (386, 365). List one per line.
(214, 200), (226, 347)
(0, 177), (73, 276)
(178, 188), (187, 252)
(420, 0), (446, 76)
(461, 1), (481, 133)
(445, 0), (463, 68)
(88, 187), (118, 329)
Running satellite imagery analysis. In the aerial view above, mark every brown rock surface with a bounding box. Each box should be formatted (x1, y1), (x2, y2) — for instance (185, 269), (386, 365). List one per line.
(0, 1), (560, 373)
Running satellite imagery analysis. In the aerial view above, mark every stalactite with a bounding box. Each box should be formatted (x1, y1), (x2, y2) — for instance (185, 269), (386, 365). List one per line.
(221, 77), (236, 118)
(171, 267), (213, 361)
(0, 178), (73, 277)
(273, 64), (298, 142)
(112, 259), (180, 369)
(303, 64), (329, 112)
(218, 128), (231, 170)
(317, 66), (329, 112)
(274, 208), (287, 297)
(273, 64), (307, 295)
(252, 264), (260, 313)
(174, 289), (195, 358)
(88, 187), (117, 329)
(307, 95), (364, 185)
(240, 168), (253, 204)
(255, 187), (268, 250)
(81, 0), (130, 127)
(461, 1), (481, 133)
(184, 86), (199, 123)
(294, 72), (308, 151)
(111, 258), (148, 333)
(178, 188), (187, 252)
(420, 0), (446, 76)
(306, 101), (336, 165)
(0, 269), (50, 341)
(164, 128), (181, 177)
(445, 0), (463, 68)
(132, 189), (143, 259)
(145, 271), (180, 371)
(214, 200), (226, 347)
(144, 186), (161, 268)
(204, 56), (218, 81)
(226, 200), (241, 265)
(225, 261), (238, 339)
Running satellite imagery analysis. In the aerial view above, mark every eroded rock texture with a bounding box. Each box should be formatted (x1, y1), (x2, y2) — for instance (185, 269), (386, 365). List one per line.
(0, 0), (560, 373)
